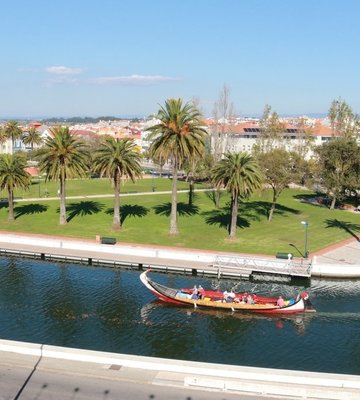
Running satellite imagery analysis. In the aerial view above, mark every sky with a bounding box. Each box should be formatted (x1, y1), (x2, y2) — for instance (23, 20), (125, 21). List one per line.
(1, 0), (360, 119)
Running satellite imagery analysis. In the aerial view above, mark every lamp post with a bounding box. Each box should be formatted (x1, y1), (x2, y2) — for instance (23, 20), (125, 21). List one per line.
(301, 221), (309, 258)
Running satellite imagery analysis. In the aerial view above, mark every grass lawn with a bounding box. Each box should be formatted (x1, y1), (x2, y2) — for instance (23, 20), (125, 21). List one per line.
(1, 181), (359, 256)
(7, 176), (194, 199)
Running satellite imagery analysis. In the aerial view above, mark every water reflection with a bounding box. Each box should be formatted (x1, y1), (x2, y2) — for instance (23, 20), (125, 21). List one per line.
(0, 256), (360, 374)
(140, 300), (314, 336)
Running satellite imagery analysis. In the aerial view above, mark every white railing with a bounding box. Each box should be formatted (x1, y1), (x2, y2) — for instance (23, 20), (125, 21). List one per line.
(213, 255), (311, 277)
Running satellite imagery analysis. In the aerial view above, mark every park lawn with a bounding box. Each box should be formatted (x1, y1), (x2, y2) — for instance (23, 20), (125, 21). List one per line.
(0, 188), (359, 256)
(7, 177), (196, 199)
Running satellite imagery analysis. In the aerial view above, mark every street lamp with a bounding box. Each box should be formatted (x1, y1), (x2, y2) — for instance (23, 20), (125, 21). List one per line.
(301, 221), (309, 258)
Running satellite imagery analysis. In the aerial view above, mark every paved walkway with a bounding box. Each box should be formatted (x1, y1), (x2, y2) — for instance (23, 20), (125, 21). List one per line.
(312, 237), (360, 265)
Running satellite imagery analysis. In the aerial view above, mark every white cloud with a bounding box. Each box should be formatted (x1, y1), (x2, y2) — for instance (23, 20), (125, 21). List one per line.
(90, 74), (178, 85)
(46, 66), (83, 75)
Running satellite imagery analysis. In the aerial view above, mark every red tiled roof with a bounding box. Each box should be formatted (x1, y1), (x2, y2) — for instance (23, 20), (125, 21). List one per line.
(25, 166), (40, 177)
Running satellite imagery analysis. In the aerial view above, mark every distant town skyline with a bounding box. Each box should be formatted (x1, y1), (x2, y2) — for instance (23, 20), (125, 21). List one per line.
(1, 0), (360, 119)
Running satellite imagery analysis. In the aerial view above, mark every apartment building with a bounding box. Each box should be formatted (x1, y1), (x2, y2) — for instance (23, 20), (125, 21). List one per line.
(208, 119), (333, 159)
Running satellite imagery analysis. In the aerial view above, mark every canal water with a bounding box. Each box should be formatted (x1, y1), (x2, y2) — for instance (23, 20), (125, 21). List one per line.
(0, 256), (359, 375)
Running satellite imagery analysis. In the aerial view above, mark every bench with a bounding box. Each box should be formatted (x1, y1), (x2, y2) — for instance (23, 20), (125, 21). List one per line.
(276, 252), (293, 260)
(100, 237), (117, 245)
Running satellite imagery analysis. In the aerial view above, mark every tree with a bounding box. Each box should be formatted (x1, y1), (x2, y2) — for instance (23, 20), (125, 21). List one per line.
(211, 152), (262, 238)
(35, 126), (90, 225)
(328, 98), (360, 138)
(257, 148), (303, 221)
(4, 120), (23, 154)
(182, 153), (214, 205)
(0, 153), (31, 221)
(211, 84), (235, 156)
(147, 98), (207, 235)
(211, 84), (235, 207)
(315, 138), (360, 209)
(22, 127), (43, 151)
(0, 126), (7, 148)
(92, 137), (143, 230)
(292, 117), (315, 159)
(255, 105), (286, 152)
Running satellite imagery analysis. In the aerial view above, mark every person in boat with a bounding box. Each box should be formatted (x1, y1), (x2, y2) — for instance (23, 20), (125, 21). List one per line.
(276, 295), (285, 308)
(247, 294), (255, 304)
(223, 289), (236, 303)
(191, 285), (199, 299)
(299, 291), (313, 309)
(198, 285), (205, 299)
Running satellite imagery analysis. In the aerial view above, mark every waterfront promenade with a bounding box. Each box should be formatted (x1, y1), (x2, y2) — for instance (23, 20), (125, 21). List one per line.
(0, 231), (359, 279)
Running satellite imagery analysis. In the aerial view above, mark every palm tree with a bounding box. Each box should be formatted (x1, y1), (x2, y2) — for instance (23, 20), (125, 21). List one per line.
(35, 126), (90, 225)
(0, 126), (7, 149)
(92, 137), (143, 230)
(211, 152), (262, 238)
(22, 127), (43, 151)
(5, 120), (23, 154)
(147, 98), (207, 235)
(0, 153), (31, 221)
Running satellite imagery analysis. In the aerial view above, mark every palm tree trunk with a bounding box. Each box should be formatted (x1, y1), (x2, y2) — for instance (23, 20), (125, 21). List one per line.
(113, 173), (121, 230)
(229, 195), (238, 237)
(59, 173), (67, 225)
(188, 177), (194, 206)
(169, 163), (178, 235)
(7, 188), (14, 221)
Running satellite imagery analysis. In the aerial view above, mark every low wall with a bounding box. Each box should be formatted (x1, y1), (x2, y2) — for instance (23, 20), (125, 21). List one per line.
(311, 256), (360, 278)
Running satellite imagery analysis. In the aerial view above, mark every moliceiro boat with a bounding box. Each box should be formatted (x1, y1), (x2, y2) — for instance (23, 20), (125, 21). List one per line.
(140, 270), (315, 314)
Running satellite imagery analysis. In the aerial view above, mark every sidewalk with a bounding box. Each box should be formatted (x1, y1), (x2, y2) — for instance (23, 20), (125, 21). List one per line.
(1, 339), (359, 400)
(312, 237), (360, 264)
(310, 237), (360, 278)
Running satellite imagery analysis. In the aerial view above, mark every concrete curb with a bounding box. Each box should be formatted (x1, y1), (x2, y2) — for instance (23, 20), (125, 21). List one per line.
(312, 262), (360, 278)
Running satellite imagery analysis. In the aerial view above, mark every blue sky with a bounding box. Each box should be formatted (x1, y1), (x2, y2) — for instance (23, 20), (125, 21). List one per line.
(1, 0), (360, 118)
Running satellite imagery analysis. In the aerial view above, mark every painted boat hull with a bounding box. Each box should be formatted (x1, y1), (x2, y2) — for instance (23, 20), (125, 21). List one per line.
(140, 270), (314, 314)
